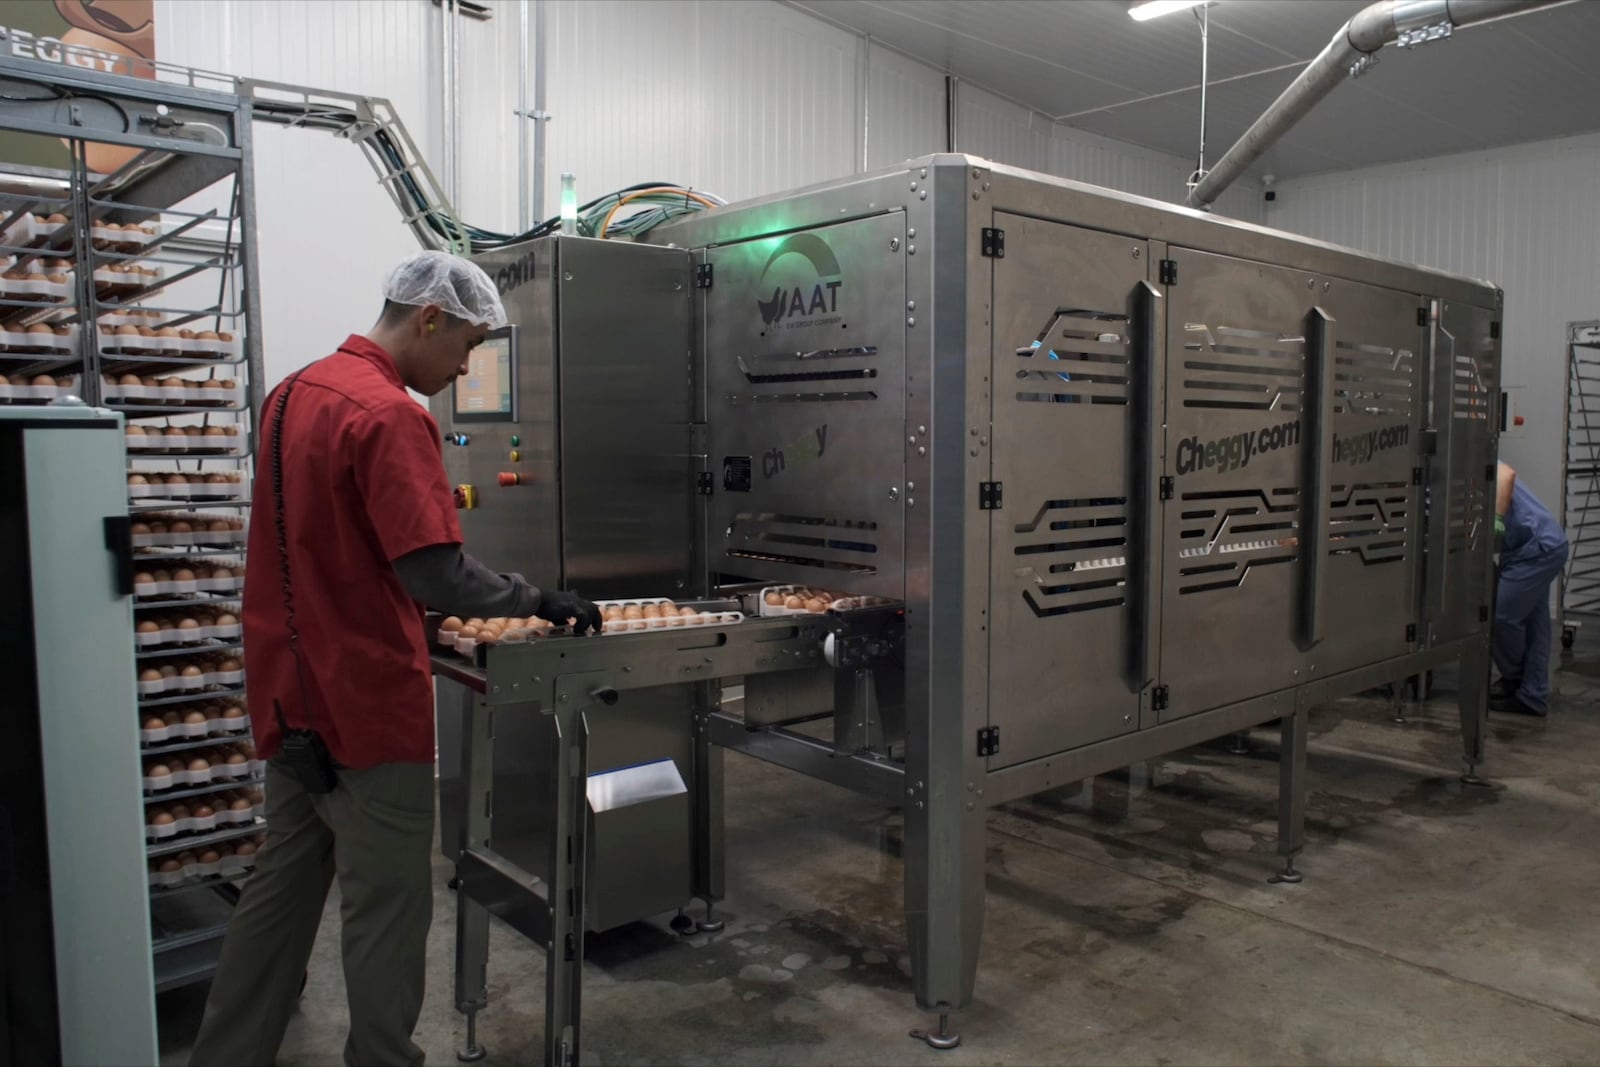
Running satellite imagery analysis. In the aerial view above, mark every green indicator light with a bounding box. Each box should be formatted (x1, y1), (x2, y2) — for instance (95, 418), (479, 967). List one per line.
(560, 172), (578, 236)
(510, 435), (520, 446)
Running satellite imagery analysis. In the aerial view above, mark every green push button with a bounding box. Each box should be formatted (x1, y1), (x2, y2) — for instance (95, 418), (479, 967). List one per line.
(509, 435), (521, 446)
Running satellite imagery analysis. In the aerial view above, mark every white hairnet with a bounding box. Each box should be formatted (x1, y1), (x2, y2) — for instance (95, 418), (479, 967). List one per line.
(382, 250), (507, 329)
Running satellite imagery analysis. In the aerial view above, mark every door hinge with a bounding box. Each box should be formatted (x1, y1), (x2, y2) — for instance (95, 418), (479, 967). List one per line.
(1490, 320), (1501, 340)
(1479, 605), (1490, 623)
(1151, 685), (1169, 712)
(976, 726), (999, 757)
(981, 227), (1005, 258)
(696, 471), (713, 495)
(1412, 466), (1424, 486)
(695, 263), (713, 289)
(979, 481), (1003, 510)
(1417, 306), (1429, 327)
(1159, 259), (1177, 286)
(1159, 475), (1174, 500)
(1406, 622), (1418, 643)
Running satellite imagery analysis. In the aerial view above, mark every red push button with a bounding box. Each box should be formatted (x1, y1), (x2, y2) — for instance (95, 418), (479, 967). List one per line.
(497, 472), (521, 487)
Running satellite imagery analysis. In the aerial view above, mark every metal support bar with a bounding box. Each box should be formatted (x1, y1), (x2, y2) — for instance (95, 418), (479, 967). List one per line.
(1273, 708), (1307, 884)
(705, 711), (904, 804)
(1300, 307), (1334, 649)
(1127, 280), (1161, 691)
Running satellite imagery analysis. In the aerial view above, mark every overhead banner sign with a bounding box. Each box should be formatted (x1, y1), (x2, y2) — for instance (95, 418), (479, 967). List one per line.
(0, 1), (155, 174)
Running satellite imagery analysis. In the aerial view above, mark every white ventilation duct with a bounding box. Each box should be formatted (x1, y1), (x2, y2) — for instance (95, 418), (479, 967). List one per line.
(1186, 0), (1573, 210)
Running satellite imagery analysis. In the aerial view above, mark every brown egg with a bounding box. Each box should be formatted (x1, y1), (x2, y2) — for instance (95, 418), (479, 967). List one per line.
(622, 604), (643, 620)
(192, 805), (214, 819)
(197, 330), (218, 341)
(118, 373), (142, 387)
(217, 332), (234, 343)
(222, 704), (245, 720)
(805, 598), (827, 613)
(764, 591), (784, 606)
(45, 213), (66, 225)
(218, 657), (241, 672)
(439, 616), (464, 633)
(169, 520), (193, 534)
(161, 711), (181, 726)
(126, 424), (146, 435)
(137, 326), (155, 337)
(157, 327), (178, 338)
(457, 625), (480, 640)
(202, 425), (226, 438)
(177, 618), (201, 632)
(478, 630), (501, 645)
(45, 273), (66, 284)
(168, 804), (190, 821)
(156, 858), (181, 872)
(187, 757), (209, 772)
(229, 797), (252, 812)
(198, 849), (221, 864)
(145, 761), (170, 777)
(225, 751), (247, 765)
(133, 568), (154, 583)
(784, 595), (804, 610)
(679, 606), (698, 617)
(160, 377), (185, 391)
(31, 375), (55, 388)
(27, 323), (52, 336)
(150, 812), (175, 827)
(139, 668), (163, 683)
(115, 324), (138, 337)
(180, 665), (203, 680)
(143, 716), (165, 730)
(182, 709), (206, 725)
(159, 664), (178, 679)
(212, 567), (232, 580)
(665, 614), (685, 627)
(179, 329), (195, 340)
(215, 612), (238, 626)
(234, 840), (257, 856)
(642, 604), (661, 619)
(209, 520), (230, 532)
(174, 568), (196, 581)
(175, 852), (198, 867)
(601, 605), (623, 621)
(165, 472), (188, 485)
(136, 619), (161, 635)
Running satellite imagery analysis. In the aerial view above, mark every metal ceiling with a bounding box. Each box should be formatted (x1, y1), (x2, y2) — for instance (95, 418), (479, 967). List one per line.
(786, 0), (1600, 179)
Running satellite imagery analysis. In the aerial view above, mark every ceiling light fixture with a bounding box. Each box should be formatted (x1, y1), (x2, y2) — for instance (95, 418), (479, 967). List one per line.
(1129, 0), (1213, 22)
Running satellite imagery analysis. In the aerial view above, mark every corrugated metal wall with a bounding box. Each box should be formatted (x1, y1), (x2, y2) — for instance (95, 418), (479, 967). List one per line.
(154, 0), (1265, 387)
(1268, 131), (1600, 510)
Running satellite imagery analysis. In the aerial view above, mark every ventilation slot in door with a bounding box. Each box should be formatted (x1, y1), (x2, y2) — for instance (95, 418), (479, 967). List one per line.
(1176, 487), (1299, 593)
(725, 511), (879, 575)
(1333, 341), (1413, 417)
(1181, 324), (1304, 411)
(1328, 482), (1409, 563)
(1011, 497), (1128, 617)
(1011, 308), (1130, 406)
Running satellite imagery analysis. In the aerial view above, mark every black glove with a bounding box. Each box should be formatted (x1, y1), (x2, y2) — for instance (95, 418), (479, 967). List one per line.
(534, 590), (602, 635)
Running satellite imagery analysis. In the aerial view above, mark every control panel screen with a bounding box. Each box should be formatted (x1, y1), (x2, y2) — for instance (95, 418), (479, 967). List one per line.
(453, 326), (517, 422)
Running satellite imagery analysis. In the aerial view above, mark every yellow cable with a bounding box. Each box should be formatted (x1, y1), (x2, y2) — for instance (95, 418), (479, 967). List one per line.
(598, 188), (718, 238)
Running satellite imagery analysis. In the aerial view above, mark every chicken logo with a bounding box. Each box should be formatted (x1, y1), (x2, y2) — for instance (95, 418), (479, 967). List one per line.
(755, 233), (842, 329)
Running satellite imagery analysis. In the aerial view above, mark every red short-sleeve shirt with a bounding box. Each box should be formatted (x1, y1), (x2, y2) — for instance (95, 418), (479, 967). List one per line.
(242, 335), (461, 768)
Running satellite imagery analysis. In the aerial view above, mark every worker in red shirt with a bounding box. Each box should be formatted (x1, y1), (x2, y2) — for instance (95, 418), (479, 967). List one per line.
(189, 251), (600, 1067)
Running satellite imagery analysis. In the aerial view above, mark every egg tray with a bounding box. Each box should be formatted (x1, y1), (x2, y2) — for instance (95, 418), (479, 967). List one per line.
(0, 380), (79, 403)
(142, 760), (264, 795)
(99, 334), (243, 362)
(90, 224), (153, 251)
(105, 382), (240, 405)
(145, 802), (264, 839)
(92, 265), (161, 293)
(132, 527), (247, 549)
(137, 667), (245, 696)
(757, 585), (894, 617)
(134, 572), (241, 598)
(126, 431), (246, 455)
(135, 622), (242, 647)
(0, 327), (76, 353)
(0, 214), (62, 248)
(148, 851), (257, 888)
(128, 480), (247, 502)
(140, 714), (250, 745)
(0, 275), (72, 303)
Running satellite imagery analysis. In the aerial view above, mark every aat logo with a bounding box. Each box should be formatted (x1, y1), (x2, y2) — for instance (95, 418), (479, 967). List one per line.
(755, 233), (843, 329)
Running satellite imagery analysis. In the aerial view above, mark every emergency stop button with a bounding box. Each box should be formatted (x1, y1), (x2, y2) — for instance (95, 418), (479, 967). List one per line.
(453, 484), (478, 509)
(497, 472), (521, 487)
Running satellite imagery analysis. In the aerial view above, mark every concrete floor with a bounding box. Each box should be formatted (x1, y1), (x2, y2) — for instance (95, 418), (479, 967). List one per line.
(160, 650), (1600, 1066)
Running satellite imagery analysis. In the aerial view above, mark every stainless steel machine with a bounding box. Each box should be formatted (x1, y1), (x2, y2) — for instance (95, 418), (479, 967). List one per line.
(431, 154), (1500, 1065)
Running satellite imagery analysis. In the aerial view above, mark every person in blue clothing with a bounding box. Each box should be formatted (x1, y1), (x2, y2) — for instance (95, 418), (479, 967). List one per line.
(1492, 461), (1570, 716)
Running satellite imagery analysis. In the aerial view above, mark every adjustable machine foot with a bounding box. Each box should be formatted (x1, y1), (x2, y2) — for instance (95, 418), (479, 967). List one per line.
(910, 1012), (961, 1050)
(456, 1012), (486, 1063)
(1227, 731), (1251, 756)
(1460, 761), (1490, 788)
(1269, 852), (1304, 885)
(697, 900), (725, 934)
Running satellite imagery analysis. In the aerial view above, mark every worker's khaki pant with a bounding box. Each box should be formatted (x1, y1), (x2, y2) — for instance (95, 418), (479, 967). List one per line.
(188, 759), (435, 1067)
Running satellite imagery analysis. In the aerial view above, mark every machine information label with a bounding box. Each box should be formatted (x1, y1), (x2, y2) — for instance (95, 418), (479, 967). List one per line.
(1175, 419), (1411, 477)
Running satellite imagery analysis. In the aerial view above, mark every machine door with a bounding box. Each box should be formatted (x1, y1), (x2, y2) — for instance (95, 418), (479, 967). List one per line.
(1428, 300), (1499, 643)
(986, 215), (1154, 766)
(1158, 249), (1310, 720)
(1315, 281), (1428, 675)
(701, 214), (907, 598)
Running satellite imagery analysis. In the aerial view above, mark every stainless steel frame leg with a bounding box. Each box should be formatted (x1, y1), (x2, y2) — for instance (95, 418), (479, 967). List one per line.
(456, 1004), (486, 1063)
(455, 695), (494, 1062)
(1390, 684), (1408, 725)
(1458, 645), (1490, 787)
(1271, 708), (1306, 885)
(691, 690), (726, 935)
(544, 698), (591, 1067)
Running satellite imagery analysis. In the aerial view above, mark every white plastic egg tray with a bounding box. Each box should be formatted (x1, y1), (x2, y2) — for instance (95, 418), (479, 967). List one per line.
(142, 759), (264, 796)
(126, 430), (246, 455)
(0, 213), (59, 247)
(132, 523), (247, 549)
(0, 274), (72, 302)
(105, 381), (240, 405)
(145, 803), (264, 840)
(140, 713), (250, 744)
(133, 570), (243, 597)
(93, 264), (161, 293)
(137, 666), (245, 696)
(128, 478), (247, 501)
(597, 599), (743, 636)
(91, 223), (152, 250)
(135, 621), (242, 646)
(757, 585), (893, 617)
(0, 377), (79, 403)
(149, 849), (258, 888)
(99, 334), (242, 361)
(0, 327), (76, 353)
